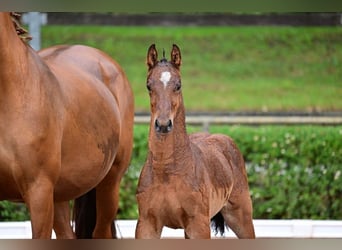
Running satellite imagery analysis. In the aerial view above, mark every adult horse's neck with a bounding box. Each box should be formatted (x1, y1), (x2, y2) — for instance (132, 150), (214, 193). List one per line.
(0, 13), (33, 90)
(148, 97), (193, 175)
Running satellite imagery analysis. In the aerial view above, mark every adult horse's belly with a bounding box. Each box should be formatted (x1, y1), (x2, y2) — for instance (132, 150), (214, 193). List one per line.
(49, 66), (121, 201)
(57, 112), (120, 201)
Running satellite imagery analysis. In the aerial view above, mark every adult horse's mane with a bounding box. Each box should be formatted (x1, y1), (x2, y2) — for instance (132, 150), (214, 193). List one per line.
(10, 12), (32, 42)
(0, 12), (134, 238)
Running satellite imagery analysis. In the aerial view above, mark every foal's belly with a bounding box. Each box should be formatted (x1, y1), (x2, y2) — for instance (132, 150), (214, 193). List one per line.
(209, 188), (229, 217)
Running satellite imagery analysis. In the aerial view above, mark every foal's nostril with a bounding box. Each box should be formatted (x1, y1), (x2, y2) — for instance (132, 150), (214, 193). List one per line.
(155, 119), (173, 133)
(155, 119), (161, 132)
(166, 119), (172, 132)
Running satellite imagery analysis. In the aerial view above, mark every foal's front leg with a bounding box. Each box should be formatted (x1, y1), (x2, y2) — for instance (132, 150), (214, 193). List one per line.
(135, 218), (163, 239)
(184, 214), (211, 239)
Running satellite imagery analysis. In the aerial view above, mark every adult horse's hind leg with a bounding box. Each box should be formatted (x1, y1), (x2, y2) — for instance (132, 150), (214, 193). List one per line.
(221, 191), (255, 238)
(92, 155), (131, 238)
(53, 201), (75, 239)
(91, 169), (120, 238)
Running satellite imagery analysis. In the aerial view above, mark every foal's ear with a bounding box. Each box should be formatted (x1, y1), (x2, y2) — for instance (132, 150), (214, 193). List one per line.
(171, 44), (181, 69)
(147, 44), (158, 70)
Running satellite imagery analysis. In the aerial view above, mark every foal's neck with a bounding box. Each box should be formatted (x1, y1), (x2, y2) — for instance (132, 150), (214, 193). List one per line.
(149, 102), (192, 170)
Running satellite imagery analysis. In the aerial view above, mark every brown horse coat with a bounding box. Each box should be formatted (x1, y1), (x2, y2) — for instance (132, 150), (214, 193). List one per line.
(135, 44), (255, 239)
(0, 12), (134, 238)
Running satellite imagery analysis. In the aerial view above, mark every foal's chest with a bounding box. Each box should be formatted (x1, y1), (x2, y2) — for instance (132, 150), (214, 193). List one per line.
(139, 180), (205, 229)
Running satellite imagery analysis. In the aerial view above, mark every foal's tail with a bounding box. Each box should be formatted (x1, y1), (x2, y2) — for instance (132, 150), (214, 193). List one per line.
(73, 188), (96, 238)
(211, 212), (226, 236)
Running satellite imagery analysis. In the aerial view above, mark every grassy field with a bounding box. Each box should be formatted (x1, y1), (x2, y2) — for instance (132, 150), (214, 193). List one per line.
(41, 25), (342, 112)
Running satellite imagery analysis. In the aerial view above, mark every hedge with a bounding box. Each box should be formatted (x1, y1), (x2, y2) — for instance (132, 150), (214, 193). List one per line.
(210, 125), (342, 220)
(1, 125), (341, 221)
(118, 125), (342, 220)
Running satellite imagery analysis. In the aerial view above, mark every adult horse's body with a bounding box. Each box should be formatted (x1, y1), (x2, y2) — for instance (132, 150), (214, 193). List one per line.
(135, 44), (255, 239)
(0, 12), (134, 238)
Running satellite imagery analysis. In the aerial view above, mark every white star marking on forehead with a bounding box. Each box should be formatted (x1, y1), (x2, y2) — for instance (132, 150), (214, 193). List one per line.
(160, 71), (171, 88)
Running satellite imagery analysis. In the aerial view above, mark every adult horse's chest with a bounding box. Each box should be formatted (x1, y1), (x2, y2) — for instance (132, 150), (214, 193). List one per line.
(0, 147), (20, 200)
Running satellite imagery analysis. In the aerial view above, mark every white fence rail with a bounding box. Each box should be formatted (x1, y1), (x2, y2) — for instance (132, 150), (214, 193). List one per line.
(134, 114), (342, 129)
(1, 220), (342, 239)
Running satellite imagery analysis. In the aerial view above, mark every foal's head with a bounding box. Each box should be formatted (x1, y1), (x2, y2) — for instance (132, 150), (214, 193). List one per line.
(146, 44), (182, 134)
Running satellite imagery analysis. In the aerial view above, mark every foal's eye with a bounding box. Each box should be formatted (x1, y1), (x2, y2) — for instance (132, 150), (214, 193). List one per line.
(174, 84), (181, 92)
(146, 84), (152, 92)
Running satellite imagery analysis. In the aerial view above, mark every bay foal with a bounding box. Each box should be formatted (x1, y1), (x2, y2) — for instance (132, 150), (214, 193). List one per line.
(135, 44), (255, 239)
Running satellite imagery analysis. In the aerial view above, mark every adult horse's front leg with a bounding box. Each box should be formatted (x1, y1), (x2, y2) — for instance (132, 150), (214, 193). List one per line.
(24, 177), (55, 239)
(53, 201), (75, 239)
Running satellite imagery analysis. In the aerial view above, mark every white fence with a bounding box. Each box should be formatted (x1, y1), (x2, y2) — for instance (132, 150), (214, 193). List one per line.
(134, 114), (342, 132)
(1, 220), (342, 239)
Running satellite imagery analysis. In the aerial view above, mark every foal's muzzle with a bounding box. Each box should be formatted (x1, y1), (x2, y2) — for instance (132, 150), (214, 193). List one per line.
(155, 118), (173, 133)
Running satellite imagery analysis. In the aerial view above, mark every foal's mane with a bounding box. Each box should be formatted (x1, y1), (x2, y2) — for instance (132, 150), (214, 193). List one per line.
(10, 12), (32, 43)
(160, 48), (168, 63)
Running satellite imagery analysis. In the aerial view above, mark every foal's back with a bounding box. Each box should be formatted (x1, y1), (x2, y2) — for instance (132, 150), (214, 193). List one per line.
(190, 132), (246, 173)
(189, 132), (250, 198)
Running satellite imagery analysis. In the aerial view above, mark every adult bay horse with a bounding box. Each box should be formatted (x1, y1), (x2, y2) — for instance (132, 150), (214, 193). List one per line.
(0, 12), (134, 238)
(135, 44), (255, 239)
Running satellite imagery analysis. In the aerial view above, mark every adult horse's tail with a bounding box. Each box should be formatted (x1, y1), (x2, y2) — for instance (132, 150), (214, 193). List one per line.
(73, 189), (97, 238)
(211, 212), (226, 236)
(73, 189), (116, 238)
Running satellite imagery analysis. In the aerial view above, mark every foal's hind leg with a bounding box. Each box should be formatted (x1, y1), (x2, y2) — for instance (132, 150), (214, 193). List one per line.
(221, 191), (255, 238)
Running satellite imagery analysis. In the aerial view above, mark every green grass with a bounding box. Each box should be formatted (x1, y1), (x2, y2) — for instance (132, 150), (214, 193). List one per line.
(41, 25), (342, 112)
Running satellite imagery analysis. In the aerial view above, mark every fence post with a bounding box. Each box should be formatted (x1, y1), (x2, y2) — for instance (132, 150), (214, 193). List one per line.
(22, 12), (47, 51)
